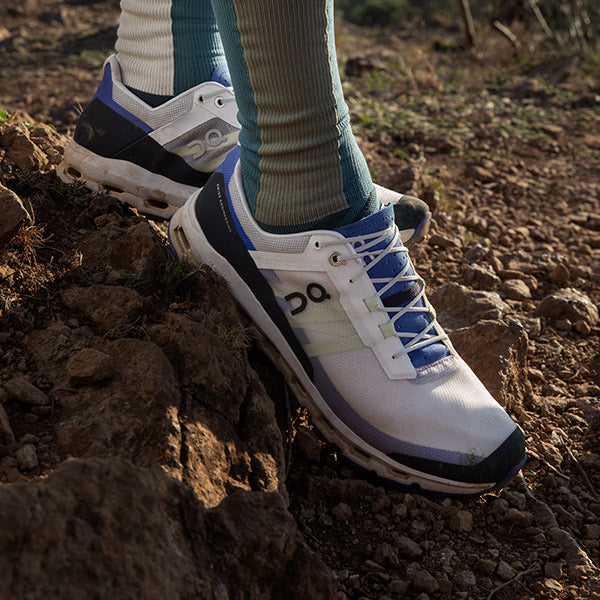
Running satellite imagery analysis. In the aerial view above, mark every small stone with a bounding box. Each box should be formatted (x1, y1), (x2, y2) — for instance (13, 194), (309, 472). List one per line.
(503, 508), (533, 528)
(449, 510), (473, 532)
(497, 560), (517, 580)
(0, 404), (15, 444)
(574, 320), (591, 335)
(332, 502), (352, 521)
(518, 316), (541, 338)
(453, 570), (477, 588)
(294, 426), (321, 462)
(0, 123), (48, 171)
(66, 348), (115, 385)
(4, 377), (49, 405)
(396, 535), (423, 559)
(583, 524), (600, 539)
(475, 559), (497, 576)
(502, 491), (527, 511)
(363, 559), (385, 573)
(0, 183), (30, 250)
(463, 264), (500, 290)
(544, 562), (563, 579)
(387, 579), (409, 594)
(373, 542), (398, 566)
(15, 444), (38, 470)
(549, 263), (570, 284)
(500, 279), (531, 301)
(392, 503), (407, 518)
(436, 577), (453, 595)
(537, 289), (599, 326)
(544, 578), (563, 591)
(466, 164), (495, 183)
(413, 570), (439, 593)
(429, 233), (461, 249)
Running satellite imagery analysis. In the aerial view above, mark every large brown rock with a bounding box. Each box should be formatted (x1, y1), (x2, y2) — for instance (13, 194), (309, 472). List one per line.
(429, 283), (509, 330)
(0, 458), (336, 600)
(0, 122), (48, 171)
(537, 288), (599, 326)
(61, 285), (146, 331)
(449, 319), (534, 411)
(0, 183), (29, 250)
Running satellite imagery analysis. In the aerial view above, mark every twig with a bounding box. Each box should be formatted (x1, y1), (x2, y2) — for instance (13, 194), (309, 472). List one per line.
(457, 0), (476, 50)
(557, 433), (598, 498)
(493, 20), (521, 50)
(486, 566), (539, 600)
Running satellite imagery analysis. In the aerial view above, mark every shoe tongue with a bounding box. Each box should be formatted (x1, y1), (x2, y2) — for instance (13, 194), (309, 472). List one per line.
(211, 64), (232, 87)
(335, 205), (449, 369)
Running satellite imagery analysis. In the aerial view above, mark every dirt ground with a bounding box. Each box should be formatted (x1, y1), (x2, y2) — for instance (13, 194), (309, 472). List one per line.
(1, 1), (599, 599)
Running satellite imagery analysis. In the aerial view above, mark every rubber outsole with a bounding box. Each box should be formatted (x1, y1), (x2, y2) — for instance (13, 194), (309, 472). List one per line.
(57, 140), (199, 220)
(168, 194), (522, 496)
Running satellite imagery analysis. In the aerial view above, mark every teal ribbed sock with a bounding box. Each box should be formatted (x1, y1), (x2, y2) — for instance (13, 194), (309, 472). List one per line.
(210, 0), (378, 233)
(116, 0), (229, 105)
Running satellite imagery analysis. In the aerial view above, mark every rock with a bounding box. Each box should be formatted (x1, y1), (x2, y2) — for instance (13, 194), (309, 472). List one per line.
(387, 579), (409, 594)
(15, 444), (38, 470)
(106, 222), (168, 281)
(0, 404), (15, 444)
(464, 215), (488, 235)
(517, 316), (541, 338)
(0, 458), (336, 599)
(453, 570), (476, 588)
(574, 320), (591, 335)
(66, 348), (115, 385)
(0, 123), (48, 170)
(463, 264), (500, 290)
(449, 510), (473, 532)
(466, 164), (495, 183)
(476, 559), (497, 576)
(373, 542), (398, 566)
(502, 508), (533, 528)
(332, 502), (352, 521)
(537, 289), (599, 326)
(396, 536), (423, 559)
(61, 285), (145, 331)
(4, 377), (49, 405)
(544, 562), (563, 579)
(413, 570), (439, 593)
(0, 183), (30, 250)
(502, 490), (527, 510)
(497, 560), (517, 580)
(549, 263), (570, 284)
(429, 233), (461, 249)
(294, 426), (322, 462)
(448, 320), (534, 411)
(500, 279), (531, 301)
(429, 283), (509, 330)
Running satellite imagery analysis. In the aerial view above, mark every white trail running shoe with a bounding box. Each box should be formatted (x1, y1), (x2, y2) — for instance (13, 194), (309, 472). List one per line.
(168, 148), (526, 495)
(57, 55), (240, 220)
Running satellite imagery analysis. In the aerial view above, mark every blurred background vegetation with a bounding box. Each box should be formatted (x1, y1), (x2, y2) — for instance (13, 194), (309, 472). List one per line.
(336, 0), (600, 49)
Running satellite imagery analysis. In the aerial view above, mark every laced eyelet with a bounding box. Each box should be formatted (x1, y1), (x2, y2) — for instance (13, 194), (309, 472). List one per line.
(329, 252), (345, 266)
(215, 97), (225, 108)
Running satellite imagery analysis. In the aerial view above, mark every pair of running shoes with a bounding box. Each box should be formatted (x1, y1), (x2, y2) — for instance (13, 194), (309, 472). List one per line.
(58, 56), (526, 496)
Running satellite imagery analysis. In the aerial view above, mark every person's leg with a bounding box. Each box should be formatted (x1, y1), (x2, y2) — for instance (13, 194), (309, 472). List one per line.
(116, 0), (230, 106)
(169, 0), (526, 494)
(210, 0), (378, 233)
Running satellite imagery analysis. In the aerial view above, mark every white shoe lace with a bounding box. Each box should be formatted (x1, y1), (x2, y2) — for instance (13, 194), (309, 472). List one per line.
(319, 224), (448, 356)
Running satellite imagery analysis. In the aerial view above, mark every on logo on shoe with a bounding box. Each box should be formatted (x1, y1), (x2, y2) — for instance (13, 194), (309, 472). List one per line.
(284, 283), (330, 316)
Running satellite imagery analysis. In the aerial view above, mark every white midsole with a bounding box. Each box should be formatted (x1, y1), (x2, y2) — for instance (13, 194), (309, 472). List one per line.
(56, 140), (199, 219)
(169, 195), (494, 495)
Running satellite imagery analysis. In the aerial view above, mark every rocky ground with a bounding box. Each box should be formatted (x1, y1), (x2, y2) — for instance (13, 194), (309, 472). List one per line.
(1, 1), (599, 599)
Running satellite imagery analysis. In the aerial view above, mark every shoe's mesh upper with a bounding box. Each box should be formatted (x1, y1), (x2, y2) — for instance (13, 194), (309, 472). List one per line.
(112, 83), (195, 131)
